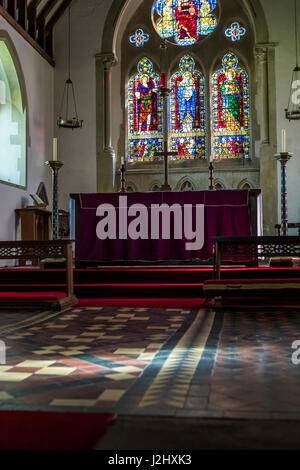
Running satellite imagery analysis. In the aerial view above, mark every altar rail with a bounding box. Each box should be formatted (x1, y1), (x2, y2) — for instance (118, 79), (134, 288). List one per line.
(0, 240), (74, 297)
(213, 236), (300, 279)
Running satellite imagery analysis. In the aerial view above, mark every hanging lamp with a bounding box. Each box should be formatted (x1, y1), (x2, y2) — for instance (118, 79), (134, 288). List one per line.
(285, 0), (300, 120)
(57, 7), (83, 129)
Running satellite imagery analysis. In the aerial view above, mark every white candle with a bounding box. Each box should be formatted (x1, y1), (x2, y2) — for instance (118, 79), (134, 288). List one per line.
(53, 138), (58, 161)
(282, 129), (286, 153)
(121, 156), (124, 165)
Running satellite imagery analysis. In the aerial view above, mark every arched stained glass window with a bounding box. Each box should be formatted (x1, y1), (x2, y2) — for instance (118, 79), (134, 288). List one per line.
(152, 0), (218, 46)
(0, 39), (26, 187)
(128, 57), (163, 162)
(169, 55), (206, 160)
(211, 52), (250, 160)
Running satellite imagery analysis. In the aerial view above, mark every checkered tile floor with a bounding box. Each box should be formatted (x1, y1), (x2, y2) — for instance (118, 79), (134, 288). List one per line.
(0, 307), (300, 419)
(0, 306), (195, 412)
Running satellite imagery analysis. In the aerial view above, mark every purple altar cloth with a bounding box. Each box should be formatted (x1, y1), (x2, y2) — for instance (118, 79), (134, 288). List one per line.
(76, 191), (251, 262)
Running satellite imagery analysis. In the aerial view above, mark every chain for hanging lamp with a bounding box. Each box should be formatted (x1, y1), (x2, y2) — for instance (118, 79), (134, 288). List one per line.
(285, 0), (300, 120)
(57, 7), (83, 129)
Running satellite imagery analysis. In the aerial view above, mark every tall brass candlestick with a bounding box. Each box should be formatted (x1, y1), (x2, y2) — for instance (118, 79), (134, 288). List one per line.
(46, 160), (64, 239)
(274, 151), (293, 236)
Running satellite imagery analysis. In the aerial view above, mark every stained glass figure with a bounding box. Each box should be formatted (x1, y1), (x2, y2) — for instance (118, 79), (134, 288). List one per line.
(128, 58), (163, 162)
(211, 52), (250, 159)
(225, 23), (246, 41)
(152, 0), (218, 46)
(169, 56), (206, 160)
(129, 29), (150, 47)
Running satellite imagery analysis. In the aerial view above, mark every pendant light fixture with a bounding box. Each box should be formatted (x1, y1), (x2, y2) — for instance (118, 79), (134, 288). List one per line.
(57, 7), (83, 129)
(285, 0), (300, 120)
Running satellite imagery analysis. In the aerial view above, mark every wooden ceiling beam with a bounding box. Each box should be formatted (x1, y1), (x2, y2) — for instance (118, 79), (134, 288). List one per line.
(0, 0), (70, 61)
(37, 0), (59, 21)
(45, 0), (72, 57)
(17, 0), (28, 30)
(7, 0), (17, 20)
(27, 0), (44, 39)
(36, 0), (59, 49)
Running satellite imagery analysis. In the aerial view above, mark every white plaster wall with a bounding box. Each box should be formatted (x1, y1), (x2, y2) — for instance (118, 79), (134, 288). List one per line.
(53, 0), (114, 209)
(0, 15), (53, 241)
(260, 0), (300, 227)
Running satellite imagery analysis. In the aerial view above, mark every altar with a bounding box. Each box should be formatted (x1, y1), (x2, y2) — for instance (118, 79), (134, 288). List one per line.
(70, 190), (262, 267)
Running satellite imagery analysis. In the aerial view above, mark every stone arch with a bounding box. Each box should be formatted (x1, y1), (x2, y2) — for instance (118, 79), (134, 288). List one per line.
(238, 178), (253, 190)
(97, 0), (277, 234)
(214, 178), (226, 190)
(150, 181), (162, 192)
(101, 0), (269, 59)
(127, 181), (138, 192)
(175, 177), (196, 192)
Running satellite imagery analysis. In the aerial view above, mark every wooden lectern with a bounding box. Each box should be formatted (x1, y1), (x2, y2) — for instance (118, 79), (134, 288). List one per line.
(15, 194), (52, 265)
(15, 207), (52, 242)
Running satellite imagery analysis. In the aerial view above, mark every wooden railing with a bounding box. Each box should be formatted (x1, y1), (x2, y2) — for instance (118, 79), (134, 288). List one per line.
(213, 236), (300, 280)
(0, 240), (74, 297)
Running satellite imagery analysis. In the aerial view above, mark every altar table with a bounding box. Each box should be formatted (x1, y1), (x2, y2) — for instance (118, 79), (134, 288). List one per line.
(70, 190), (262, 266)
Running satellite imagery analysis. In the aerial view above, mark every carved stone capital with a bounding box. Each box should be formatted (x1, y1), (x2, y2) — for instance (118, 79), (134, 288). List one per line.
(255, 47), (268, 62)
(255, 42), (278, 62)
(96, 53), (117, 71)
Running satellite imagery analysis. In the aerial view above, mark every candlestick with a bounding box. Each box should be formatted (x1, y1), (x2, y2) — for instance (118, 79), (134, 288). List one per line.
(119, 162), (127, 193)
(46, 160), (64, 239)
(209, 161), (216, 191)
(274, 151), (294, 236)
(53, 138), (58, 161)
(281, 129), (286, 153)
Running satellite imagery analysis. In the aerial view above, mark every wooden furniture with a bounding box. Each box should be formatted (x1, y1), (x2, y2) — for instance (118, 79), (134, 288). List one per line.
(213, 236), (300, 280)
(15, 207), (52, 265)
(0, 240), (77, 311)
(16, 207), (51, 241)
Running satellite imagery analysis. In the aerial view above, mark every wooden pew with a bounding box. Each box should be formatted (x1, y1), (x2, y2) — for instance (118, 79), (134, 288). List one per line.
(0, 240), (77, 311)
(206, 236), (300, 309)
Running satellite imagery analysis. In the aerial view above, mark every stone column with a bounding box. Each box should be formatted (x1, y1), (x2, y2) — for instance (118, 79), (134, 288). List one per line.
(96, 53), (117, 193)
(255, 47), (270, 144)
(255, 44), (278, 234)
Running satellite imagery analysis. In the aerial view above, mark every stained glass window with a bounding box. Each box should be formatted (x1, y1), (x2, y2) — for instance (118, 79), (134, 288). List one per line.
(0, 40), (26, 187)
(128, 58), (163, 162)
(225, 23), (246, 41)
(169, 56), (206, 160)
(129, 29), (150, 47)
(211, 52), (250, 160)
(151, 0), (218, 46)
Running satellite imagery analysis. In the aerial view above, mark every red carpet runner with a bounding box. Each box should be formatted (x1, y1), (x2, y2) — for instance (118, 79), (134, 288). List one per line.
(0, 410), (115, 450)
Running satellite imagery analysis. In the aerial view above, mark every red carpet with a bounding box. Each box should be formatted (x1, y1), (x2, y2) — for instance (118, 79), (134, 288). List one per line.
(0, 410), (115, 450)
(0, 292), (66, 299)
(78, 298), (213, 308)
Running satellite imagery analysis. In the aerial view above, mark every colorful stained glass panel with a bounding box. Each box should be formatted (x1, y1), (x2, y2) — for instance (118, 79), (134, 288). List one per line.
(152, 0), (218, 46)
(169, 56), (206, 160)
(129, 29), (150, 47)
(128, 58), (163, 162)
(211, 52), (250, 159)
(225, 23), (246, 42)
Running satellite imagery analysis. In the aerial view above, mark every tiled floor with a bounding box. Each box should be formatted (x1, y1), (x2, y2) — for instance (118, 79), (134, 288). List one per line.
(0, 307), (300, 420)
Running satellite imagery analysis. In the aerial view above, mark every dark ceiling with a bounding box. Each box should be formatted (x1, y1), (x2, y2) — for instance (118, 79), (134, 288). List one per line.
(0, 0), (74, 64)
